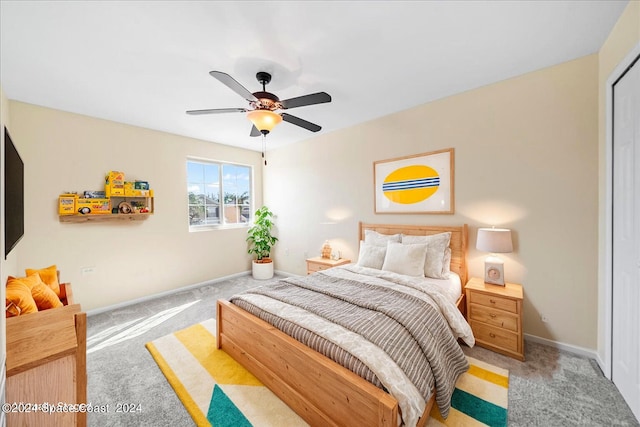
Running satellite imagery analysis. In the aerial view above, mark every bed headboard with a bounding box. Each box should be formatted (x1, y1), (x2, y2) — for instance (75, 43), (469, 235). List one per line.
(358, 222), (468, 286)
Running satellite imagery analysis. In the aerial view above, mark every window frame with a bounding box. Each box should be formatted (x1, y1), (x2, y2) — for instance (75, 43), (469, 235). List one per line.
(187, 157), (253, 231)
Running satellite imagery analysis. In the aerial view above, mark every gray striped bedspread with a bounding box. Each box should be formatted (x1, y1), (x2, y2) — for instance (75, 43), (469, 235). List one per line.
(230, 264), (474, 426)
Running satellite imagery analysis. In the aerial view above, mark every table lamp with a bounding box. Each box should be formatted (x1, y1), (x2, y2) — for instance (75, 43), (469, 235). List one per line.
(476, 227), (513, 285)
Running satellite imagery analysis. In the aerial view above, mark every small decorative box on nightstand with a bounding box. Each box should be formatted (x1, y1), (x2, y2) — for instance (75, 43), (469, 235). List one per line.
(465, 277), (525, 361)
(306, 257), (350, 275)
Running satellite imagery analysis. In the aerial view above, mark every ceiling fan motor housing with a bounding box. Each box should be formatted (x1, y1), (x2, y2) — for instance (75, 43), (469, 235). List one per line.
(252, 91), (281, 110)
(253, 72), (282, 110)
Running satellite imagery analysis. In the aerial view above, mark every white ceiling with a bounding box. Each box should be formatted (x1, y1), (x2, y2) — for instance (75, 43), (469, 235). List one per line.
(0, 1), (629, 152)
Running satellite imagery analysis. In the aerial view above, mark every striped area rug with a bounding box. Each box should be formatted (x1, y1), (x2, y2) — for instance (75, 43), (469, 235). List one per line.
(146, 319), (508, 427)
(427, 357), (508, 426)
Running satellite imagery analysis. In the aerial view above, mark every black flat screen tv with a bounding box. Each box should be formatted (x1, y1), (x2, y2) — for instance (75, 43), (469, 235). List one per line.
(4, 127), (24, 258)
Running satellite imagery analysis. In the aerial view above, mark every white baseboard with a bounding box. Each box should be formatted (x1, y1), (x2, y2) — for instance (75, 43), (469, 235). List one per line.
(524, 333), (599, 361)
(274, 269), (300, 277)
(595, 354), (608, 378)
(86, 271), (251, 316)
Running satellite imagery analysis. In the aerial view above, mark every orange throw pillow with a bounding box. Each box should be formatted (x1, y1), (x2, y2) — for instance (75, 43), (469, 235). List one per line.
(12, 272), (44, 290)
(5, 278), (38, 317)
(25, 265), (60, 297)
(31, 283), (63, 310)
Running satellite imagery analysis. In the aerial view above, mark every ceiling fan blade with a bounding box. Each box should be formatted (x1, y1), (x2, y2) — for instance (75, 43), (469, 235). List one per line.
(280, 92), (331, 109)
(186, 108), (247, 115)
(250, 125), (261, 137)
(281, 113), (322, 132)
(209, 71), (258, 103)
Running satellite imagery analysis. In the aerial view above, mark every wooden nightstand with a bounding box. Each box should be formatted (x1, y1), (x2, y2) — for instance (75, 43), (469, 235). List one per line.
(465, 277), (524, 361)
(306, 257), (351, 275)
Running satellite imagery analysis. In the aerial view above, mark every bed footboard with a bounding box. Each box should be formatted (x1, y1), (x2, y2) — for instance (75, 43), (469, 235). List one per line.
(217, 299), (410, 427)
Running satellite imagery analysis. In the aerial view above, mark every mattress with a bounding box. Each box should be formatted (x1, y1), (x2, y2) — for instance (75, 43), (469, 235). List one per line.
(421, 271), (462, 304)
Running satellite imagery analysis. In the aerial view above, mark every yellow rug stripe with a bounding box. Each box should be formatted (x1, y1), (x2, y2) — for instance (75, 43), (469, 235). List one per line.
(174, 322), (262, 386)
(428, 406), (488, 427)
(152, 333), (215, 416)
(146, 341), (210, 426)
(467, 364), (508, 389)
(466, 356), (509, 377)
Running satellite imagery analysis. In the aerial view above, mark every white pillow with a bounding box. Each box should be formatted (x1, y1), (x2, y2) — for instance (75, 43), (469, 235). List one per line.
(402, 232), (452, 279)
(364, 230), (401, 247)
(442, 247), (452, 276)
(381, 242), (427, 277)
(356, 241), (387, 270)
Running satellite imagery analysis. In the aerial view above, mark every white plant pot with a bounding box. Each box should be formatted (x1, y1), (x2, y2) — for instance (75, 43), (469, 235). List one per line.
(252, 260), (274, 280)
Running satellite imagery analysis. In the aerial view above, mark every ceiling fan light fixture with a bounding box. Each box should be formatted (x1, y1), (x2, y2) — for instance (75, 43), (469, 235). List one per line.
(187, 70), (331, 137)
(247, 109), (282, 135)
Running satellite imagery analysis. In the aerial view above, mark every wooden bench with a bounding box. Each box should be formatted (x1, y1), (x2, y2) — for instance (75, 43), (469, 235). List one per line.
(5, 280), (87, 427)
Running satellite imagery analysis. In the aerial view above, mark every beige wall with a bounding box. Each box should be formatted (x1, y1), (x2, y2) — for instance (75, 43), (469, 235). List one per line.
(7, 101), (263, 311)
(265, 54), (599, 350)
(597, 2), (640, 365)
(1, 86), (13, 406)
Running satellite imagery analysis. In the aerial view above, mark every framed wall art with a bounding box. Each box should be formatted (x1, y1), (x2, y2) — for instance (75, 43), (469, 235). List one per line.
(374, 148), (454, 214)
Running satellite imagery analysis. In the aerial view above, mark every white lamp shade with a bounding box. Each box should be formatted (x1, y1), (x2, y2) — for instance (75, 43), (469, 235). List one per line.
(476, 228), (513, 253)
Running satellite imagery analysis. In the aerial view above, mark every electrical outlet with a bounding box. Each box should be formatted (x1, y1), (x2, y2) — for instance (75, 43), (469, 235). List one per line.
(285, 248), (290, 257)
(303, 251), (308, 259)
(81, 266), (95, 276)
(541, 315), (549, 323)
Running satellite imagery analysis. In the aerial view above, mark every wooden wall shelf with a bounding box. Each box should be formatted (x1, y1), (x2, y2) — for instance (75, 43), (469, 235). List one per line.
(59, 195), (153, 223)
(59, 213), (152, 223)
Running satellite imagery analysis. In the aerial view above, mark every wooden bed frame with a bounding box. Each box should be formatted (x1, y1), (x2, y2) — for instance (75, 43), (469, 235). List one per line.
(217, 222), (468, 427)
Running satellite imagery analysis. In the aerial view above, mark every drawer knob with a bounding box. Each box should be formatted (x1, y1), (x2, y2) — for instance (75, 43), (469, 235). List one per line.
(489, 299), (496, 304)
(489, 313), (497, 318)
(489, 332), (496, 338)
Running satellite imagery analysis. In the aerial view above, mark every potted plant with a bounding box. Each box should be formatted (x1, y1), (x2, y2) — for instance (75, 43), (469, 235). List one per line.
(246, 206), (278, 280)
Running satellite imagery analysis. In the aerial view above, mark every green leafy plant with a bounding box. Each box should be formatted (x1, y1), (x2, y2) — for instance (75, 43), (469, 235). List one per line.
(246, 206), (278, 263)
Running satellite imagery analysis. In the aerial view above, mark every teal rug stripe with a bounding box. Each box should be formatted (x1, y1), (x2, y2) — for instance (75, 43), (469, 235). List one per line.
(207, 384), (253, 427)
(451, 388), (507, 427)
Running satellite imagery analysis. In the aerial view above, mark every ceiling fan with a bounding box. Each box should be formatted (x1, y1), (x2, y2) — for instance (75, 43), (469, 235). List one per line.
(186, 71), (332, 137)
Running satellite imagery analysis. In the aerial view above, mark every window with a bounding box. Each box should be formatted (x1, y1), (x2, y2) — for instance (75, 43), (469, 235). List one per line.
(187, 159), (252, 229)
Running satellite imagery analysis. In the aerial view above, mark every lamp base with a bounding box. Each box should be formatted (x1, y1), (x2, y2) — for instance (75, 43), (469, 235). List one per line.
(484, 255), (505, 286)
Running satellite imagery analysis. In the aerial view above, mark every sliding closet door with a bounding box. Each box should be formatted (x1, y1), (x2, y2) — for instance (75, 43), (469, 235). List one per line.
(612, 54), (640, 421)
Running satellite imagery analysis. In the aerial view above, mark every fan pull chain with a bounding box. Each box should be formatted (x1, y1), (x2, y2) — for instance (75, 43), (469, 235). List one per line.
(262, 134), (267, 166)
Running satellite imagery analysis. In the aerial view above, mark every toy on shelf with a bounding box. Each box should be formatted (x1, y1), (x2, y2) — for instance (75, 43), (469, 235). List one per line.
(58, 170), (154, 222)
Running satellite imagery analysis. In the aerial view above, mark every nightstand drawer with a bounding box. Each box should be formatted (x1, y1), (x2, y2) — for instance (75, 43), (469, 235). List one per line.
(306, 257), (351, 275)
(470, 321), (519, 353)
(307, 263), (329, 273)
(468, 292), (518, 313)
(469, 304), (519, 332)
